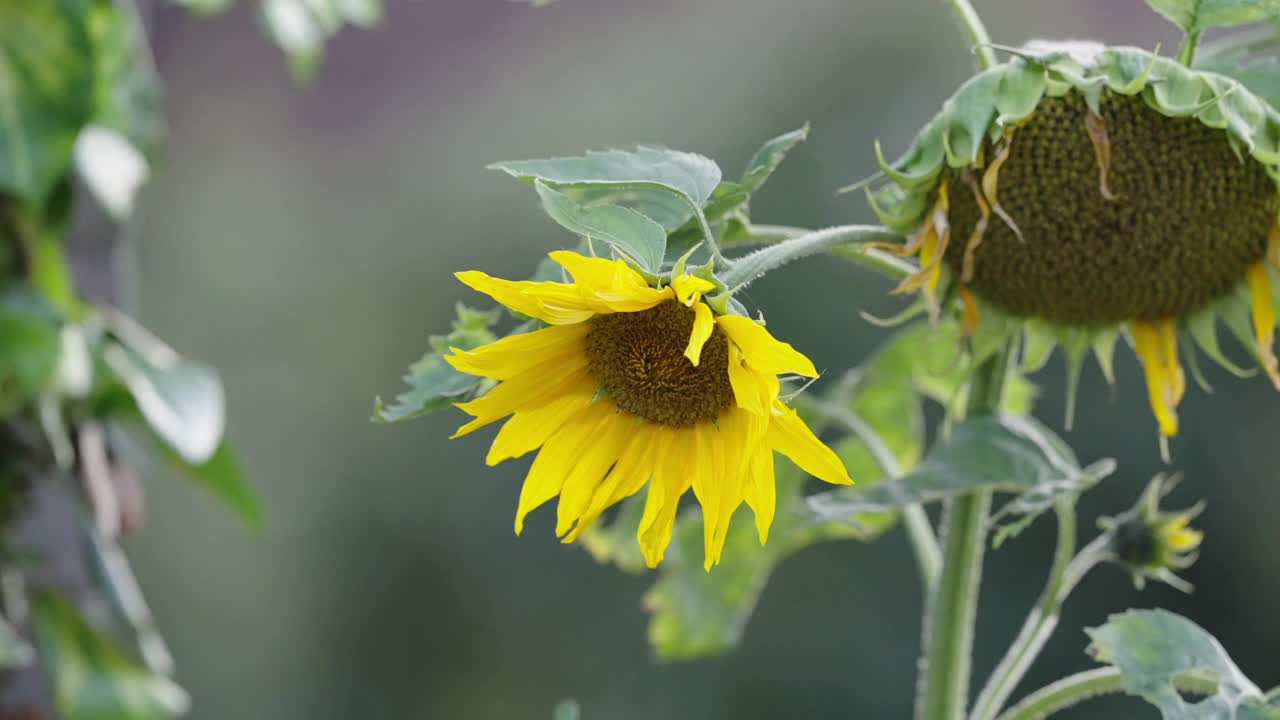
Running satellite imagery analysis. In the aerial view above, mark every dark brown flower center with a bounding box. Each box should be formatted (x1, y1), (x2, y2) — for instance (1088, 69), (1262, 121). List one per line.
(585, 300), (733, 426)
(945, 91), (1278, 325)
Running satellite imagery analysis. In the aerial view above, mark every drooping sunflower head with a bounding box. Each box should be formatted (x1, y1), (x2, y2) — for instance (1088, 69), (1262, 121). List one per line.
(444, 251), (852, 570)
(867, 42), (1280, 440)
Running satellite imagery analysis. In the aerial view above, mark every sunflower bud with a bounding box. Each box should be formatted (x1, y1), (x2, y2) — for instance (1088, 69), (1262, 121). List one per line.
(1098, 474), (1203, 592)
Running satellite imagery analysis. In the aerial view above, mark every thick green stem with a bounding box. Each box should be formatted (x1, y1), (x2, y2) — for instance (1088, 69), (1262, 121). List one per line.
(943, 0), (998, 71)
(916, 346), (1010, 720)
(995, 668), (1219, 720)
(1177, 31), (1202, 66)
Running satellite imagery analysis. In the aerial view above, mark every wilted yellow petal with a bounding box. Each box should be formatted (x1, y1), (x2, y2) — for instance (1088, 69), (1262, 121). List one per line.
(717, 315), (818, 377)
(1247, 261), (1280, 390)
(1132, 319), (1183, 437)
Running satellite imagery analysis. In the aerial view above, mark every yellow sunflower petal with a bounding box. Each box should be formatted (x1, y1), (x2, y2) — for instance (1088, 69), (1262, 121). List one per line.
(550, 251), (669, 312)
(684, 302), (716, 366)
(638, 428), (688, 568)
(485, 377), (598, 465)
(672, 274), (716, 306)
(514, 401), (615, 534)
(562, 429), (656, 543)
(451, 356), (590, 438)
(455, 271), (595, 325)
(726, 345), (770, 415)
(767, 403), (853, 485)
(1246, 260), (1280, 390)
(446, 323), (589, 379)
(555, 414), (634, 537)
(742, 444), (777, 544)
(717, 315), (818, 377)
(1132, 319), (1184, 437)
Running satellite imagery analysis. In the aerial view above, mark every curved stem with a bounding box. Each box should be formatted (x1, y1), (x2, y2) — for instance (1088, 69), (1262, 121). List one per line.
(813, 401), (942, 594)
(942, 0), (999, 71)
(916, 344), (1010, 720)
(717, 224), (909, 291)
(970, 517), (1112, 719)
(1177, 31), (1202, 67)
(996, 668), (1219, 720)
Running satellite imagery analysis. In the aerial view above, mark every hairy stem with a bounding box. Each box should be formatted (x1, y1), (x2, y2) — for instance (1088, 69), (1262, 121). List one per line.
(995, 668), (1219, 720)
(916, 345), (1010, 719)
(1177, 31), (1202, 67)
(943, 0), (998, 71)
(970, 518), (1112, 719)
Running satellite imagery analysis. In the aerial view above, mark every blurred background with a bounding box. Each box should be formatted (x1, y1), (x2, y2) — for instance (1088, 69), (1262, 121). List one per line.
(116, 1), (1278, 717)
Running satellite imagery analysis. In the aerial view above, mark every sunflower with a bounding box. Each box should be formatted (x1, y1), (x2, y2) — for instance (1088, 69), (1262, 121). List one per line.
(865, 42), (1280, 440)
(445, 250), (852, 570)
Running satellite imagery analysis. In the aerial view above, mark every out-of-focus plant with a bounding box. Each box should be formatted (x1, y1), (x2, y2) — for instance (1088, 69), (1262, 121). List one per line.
(380, 1), (1280, 718)
(0, 0), (378, 717)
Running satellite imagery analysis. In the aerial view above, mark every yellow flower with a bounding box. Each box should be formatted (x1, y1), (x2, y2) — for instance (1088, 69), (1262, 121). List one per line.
(445, 250), (852, 570)
(868, 44), (1280, 441)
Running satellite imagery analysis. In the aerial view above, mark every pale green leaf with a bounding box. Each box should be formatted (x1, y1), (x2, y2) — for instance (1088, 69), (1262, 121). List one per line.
(807, 414), (1114, 529)
(102, 340), (225, 466)
(1197, 46), (1280, 111)
(1146, 0), (1280, 32)
(372, 305), (499, 423)
(535, 181), (667, 273)
(75, 126), (148, 220)
(1087, 609), (1280, 719)
(0, 0), (95, 203)
(32, 591), (190, 720)
(489, 146), (722, 231)
(159, 438), (260, 527)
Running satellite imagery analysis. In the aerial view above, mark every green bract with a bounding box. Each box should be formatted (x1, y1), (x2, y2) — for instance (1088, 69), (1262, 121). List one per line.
(869, 42), (1280, 233)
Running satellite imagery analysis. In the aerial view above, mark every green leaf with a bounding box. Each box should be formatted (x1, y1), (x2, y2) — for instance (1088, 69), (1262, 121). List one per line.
(738, 125), (808, 196)
(74, 0), (161, 219)
(159, 438), (260, 527)
(372, 305), (499, 423)
(807, 413), (1114, 527)
(643, 460), (870, 662)
(1146, 0), (1280, 32)
(0, 0), (95, 203)
(534, 181), (667, 273)
(1087, 609), (1280, 719)
(0, 290), (61, 413)
(0, 615), (33, 669)
(102, 340), (225, 466)
(1197, 47), (1280, 111)
(257, 0), (383, 79)
(32, 591), (189, 720)
(489, 146), (722, 233)
(86, 0), (160, 154)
